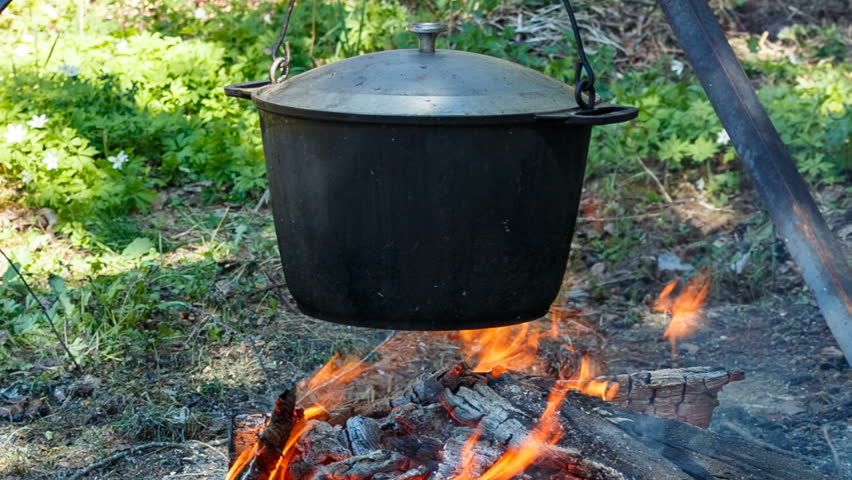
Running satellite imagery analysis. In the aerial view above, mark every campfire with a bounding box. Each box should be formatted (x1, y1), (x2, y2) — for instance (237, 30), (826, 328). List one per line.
(223, 298), (822, 480)
(227, 319), (620, 480)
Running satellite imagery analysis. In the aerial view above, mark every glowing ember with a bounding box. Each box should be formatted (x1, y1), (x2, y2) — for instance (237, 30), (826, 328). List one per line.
(458, 324), (545, 373)
(454, 384), (568, 480)
(653, 269), (711, 357)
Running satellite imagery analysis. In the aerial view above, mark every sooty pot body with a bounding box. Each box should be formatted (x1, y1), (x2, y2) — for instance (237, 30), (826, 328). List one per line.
(260, 113), (591, 330)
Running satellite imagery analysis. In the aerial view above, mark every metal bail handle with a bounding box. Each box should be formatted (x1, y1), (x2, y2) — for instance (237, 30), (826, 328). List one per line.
(559, 0), (596, 111)
(408, 22), (448, 53)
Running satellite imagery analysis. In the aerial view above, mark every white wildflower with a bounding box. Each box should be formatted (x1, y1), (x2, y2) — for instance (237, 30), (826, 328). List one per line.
(21, 170), (32, 184)
(193, 7), (208, 20)
(4, 124), (27, 143)
(58, 63), (80, 77)
(671, 59), (685, 76)
(13, 44), (32, 57)
(716, 129), (731, 145)
(108, 150), (129, 170)
(40, 4), (59, 19)
(116, 39), (129, 52)
(262, 12), (273, 24)
(21, 33), (35, 43)
(43, 150), (59, 171)
(27, 114), (48, 129)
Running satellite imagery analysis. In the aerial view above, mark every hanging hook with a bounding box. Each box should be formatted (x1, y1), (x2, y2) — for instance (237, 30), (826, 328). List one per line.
(269, 0), (298, 83)
(560, 0), (596, 110)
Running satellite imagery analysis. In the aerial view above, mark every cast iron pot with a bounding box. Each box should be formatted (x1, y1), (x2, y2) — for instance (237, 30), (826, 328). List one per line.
(226, 23), (637, 331)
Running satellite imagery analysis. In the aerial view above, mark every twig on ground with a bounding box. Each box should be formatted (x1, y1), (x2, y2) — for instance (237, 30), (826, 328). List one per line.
(67, 439), (226, 480)
(821, 424), (842, 475)
(245, 282), (288, 299)
(1, 425), (32, 447)
(0, 247), (82, 372)
(636, 157), (674, 203)
(194, 438), (230, 462)
(595, 274), (638, 287)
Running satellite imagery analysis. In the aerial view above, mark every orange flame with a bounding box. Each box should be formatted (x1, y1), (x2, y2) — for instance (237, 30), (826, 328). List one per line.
(563, 353), (619, 401)
(653, 270), (711, 357)
(299, 352), (367, 416)
(225, 352), (368, 480)
(459, 323), (618, 401)
(305, 352), (366, 397)
(459, 324), (545, 373)
(268, 417), (314, 480)
(454, 384), (568, 480)
(225, 442), (258, 480)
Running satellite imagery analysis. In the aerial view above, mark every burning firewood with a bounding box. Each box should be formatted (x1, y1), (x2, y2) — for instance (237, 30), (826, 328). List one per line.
(228, 389), (299, 480)
(228, 365), (821, 480)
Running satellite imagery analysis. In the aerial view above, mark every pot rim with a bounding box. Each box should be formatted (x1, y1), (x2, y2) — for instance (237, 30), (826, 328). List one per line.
(255, 97), (638, 126)
(226, 80), (637, 126)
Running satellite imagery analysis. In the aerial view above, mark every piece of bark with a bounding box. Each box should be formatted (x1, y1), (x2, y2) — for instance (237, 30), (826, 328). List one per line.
(230, 413), (267, 465)
(597, 367), (745, 427)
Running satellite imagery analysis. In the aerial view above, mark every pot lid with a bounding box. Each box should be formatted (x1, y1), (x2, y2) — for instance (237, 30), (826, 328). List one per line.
(252, 23), (580, 124)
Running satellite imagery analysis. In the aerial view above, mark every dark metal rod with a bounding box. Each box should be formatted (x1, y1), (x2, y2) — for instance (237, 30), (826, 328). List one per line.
(658, 0), (852, 364)
(1, 0), (14, 15)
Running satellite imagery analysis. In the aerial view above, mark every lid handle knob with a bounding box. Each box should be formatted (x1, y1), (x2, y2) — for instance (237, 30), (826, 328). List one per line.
(408, 23), (448, 53)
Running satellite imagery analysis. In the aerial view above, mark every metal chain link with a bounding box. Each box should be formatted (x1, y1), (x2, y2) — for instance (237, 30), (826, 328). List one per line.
(269, 0), (298, 83)
(560, 0), (596, 110)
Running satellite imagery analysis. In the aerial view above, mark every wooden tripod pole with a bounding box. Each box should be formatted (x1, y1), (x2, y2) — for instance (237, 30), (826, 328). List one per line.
(658, 0), (852, 365)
